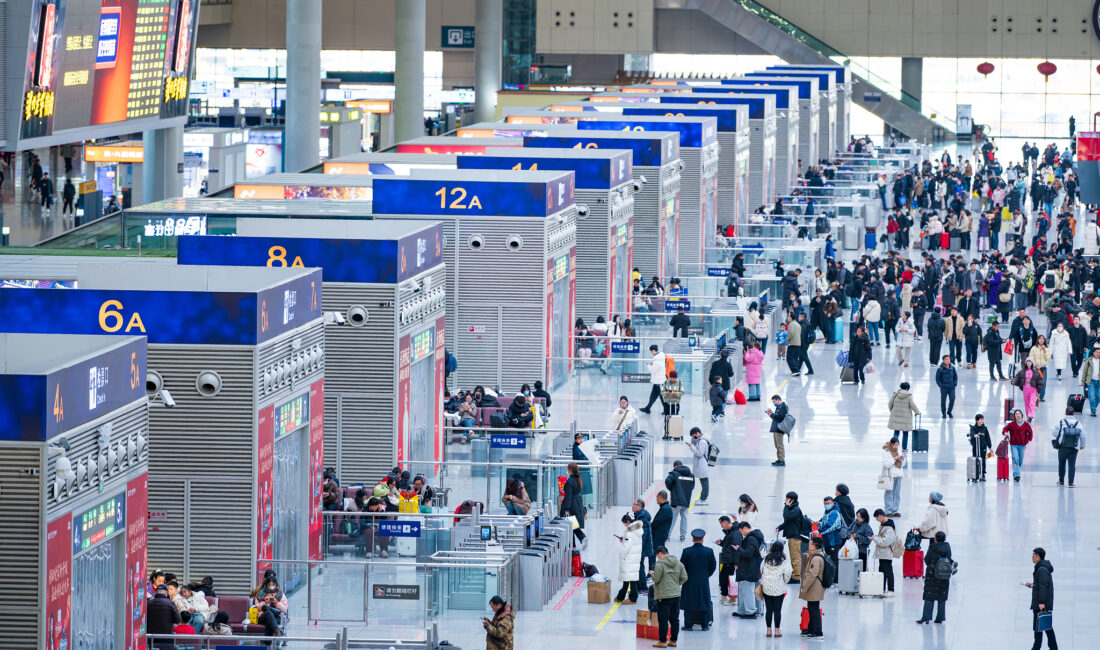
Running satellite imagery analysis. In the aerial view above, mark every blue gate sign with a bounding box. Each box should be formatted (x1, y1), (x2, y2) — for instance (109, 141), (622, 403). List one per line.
(490, 433), (527, 449)
(707, 267), (729, 277)
(610, 340), (640, 354)
(378, 520), (422, 537)
(664, 299), (691, 312)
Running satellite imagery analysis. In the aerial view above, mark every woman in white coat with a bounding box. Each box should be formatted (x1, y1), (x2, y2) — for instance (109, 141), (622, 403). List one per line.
(1084, 218), (1100, 257)
(880, 438), (905, 517)
(1049, 323), (1072, 379)
(614, 516), (644, 603)
(894, 312), (916, 367)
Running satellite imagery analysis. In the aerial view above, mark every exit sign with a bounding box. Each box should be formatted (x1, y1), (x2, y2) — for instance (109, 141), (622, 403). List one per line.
(442, 26), (475, 48)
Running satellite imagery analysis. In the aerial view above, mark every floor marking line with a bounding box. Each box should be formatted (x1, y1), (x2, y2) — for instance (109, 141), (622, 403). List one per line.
(596, 600), (622, 630)
(553, 578), (585, 611)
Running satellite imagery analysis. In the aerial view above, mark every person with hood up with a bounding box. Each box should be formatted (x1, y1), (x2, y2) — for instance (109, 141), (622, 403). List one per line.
(679, 529), (717, 631)
(1025, 547), (1057, 650)
(888, 382), (921, 451)
(483, 595), (514, 650)
(732, 521), (766, 618)
(664, 460), (695, 542)
(743, 342), (765, 401)
(872, 509), (899, 597)
(926, 308), (946, 365)
(1049, 323), (1072, 379)
(614, 514), (645, 603)
(917, 492), (950, 546)
(916, 531), (953, 624)
(650, 545), (688, 648)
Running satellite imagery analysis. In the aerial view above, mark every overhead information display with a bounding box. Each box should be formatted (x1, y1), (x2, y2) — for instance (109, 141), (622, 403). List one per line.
(20, 0), (198, 142)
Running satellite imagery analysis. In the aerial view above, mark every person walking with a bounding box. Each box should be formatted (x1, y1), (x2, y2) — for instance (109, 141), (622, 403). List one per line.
(983, 320), (1009, 381)
(732, 522), (765, 618)
(482, 595), (514, 650)
(561, 462), (588, 548)
(679, 529), (717, 631)
(880, 438), (905, 516)
(1012, 358), (1044, 422)
(686, 427), (711, 504)
(935, 355), (958, 418)
(895, 312), (916, 367)
(1052, 408), (1085, 487)
(778, 492), (805, 585)
(962, 315), (983, 368)
(848, 324), (872, 384)
(664, 461), (695, 542)
(759, 541), (792, 638)
(786, 315), (804, 376)
(799, 536), (826, 639)
(1025, 547), (1057, 650)
(1080, 347), (1100, 416)
(614, 514), (644, 603)
(1002, 409), (1034, 482)
(743, 342), (765, 401)
(765, 394), (790, 466)
(944, 307), (965, 364)
(887, 382), (921, 451)
(872, 509), (898, 598)
(968, 414), (993, 481)
(640, 345), (667, 414)
(649, 546), (687, 648)
(916, 532), (953, 624)
(1029, 336), (1052, 401)
(926, 308), (946, 365)
(1050, 324), (1071, 379)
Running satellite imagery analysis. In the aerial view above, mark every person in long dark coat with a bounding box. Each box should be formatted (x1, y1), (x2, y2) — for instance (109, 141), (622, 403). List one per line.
(917, 532), (952, 624)
(560, 462), (587, 547)
(679, 528), (717, 630)
(848, 325), (873, 384)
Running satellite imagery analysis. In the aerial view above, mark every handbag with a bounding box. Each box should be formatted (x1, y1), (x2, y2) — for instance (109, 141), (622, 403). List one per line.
(778, 413), (796, 434)
(865, 362), (876, 374)
(1037, 611), (1053, 632)
(566, 515), (580, 530)
(877, 470), (892, 490)
(1003, 340), (1014, 355)
(753, 583), (764, 601)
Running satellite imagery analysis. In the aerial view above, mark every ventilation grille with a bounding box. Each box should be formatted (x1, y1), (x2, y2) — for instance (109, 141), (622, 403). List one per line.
(0, 445), (43, 647)
(631, 166), (661, 277)
(573, 187), (613, 322)
(773, 113), (794, 198)
(715, 132), (739, 223)
(0, 2), (7, 144)
(256, 323), (326, 399)
(678, 149), (704, 267)
(188, 478), (253, 593)
(798, 99), (818, 170)
(329, 393), (395, 483)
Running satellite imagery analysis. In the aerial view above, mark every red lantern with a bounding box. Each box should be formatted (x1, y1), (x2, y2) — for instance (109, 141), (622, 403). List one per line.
(977, 62), (995, 77)
(1037, 61), (1057, 82)
(1096, 63), (1100, 75)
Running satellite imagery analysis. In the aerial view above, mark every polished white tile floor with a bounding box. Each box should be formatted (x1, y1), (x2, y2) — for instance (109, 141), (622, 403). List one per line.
(512, 228), (1096, 649)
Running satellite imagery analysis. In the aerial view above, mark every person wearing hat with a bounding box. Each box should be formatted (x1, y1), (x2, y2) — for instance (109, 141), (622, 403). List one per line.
(917, 492), (950, 548)
(679, 528), (717, 631)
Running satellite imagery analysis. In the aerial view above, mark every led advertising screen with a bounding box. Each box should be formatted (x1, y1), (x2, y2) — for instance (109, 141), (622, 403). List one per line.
(20, 0), (199, 142)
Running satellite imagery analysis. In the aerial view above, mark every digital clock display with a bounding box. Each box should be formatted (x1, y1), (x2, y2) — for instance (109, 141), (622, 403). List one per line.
(273, 392), (309, 439)
(412, 327), (435, 363)
(73, 491), (125, 556)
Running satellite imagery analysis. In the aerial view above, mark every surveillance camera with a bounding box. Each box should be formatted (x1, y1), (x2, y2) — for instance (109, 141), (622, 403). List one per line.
(632, 180), (642, 192)
(677, 162), (684, 172)
(639, 175), (649, 185)
(160, 389), (176, 408)
(576, 204), (589, 218)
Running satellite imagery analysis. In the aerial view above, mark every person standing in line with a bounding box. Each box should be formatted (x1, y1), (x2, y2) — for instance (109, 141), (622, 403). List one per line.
(664, 461), (695, 542)
(776, 492), (805, 583)
(1025, 547), (1057, 650)
(887, 382), (920, 451)
(1002, 409), (1034, 482)
(707, 376), (727, 423)
(935, 355), (958, 418)
(880, 438), (905, 517)
(710, 349), (734, 392)
(640, 345), (666, 415)
(983, 320), (1009, 381)
(1080, 347), (1100, 417)
(679, 529), (717, 631)
(716, 515), (740, 607)
(632, 499), (655, 594)
(917, 492), (950, 548)
(799, 536), (826, 639)
(743, 342), (765, 401)
(1052, 407), (1085, 488)
(732, 521), (765, 618)
(686, 427), (711, 505)
(759, 541), (792, 638)
(614, 514), (644, 604)
(649, 546), (687, 648)
(765, 394), (790, 467)
(818, 497), (844, 566)
(872, 510), (898, 598)
(561, 462), (588, 549)
(916, 531), (952, 624)
(895, 312), (916, 367)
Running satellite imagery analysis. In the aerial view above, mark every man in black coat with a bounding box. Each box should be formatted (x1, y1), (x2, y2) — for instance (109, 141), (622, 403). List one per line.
(651, 491), (674, 549)
(732, 522), (765, 618)
(147, 586), (181, 634)
(1026, 547), (1057, 650)
(717, 515), (740, 606)
(632, 499), (655, 592)
(983, 321), (1008, 381)
(669, 306), (691, 338)
(664, 461), (695, 542)
(956, 289), (981, 322)
(926, 309), (946, 365)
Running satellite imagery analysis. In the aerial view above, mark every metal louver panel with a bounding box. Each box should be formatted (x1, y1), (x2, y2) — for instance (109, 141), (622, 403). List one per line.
(188, 478), (252, 592)
(659, 163), (683, 280)
(715, 132), (738, 225)
(773, 111), (797, 197)
(748, 120), (764, 209)
(823, 88), (838, 157)
(630, 164), (662, 278)
(0, 445), (43, 647)
(798, 99), (818, 171)
(333, 393), (394, 481)
(574, 187), (613, 322)
(0, 3), (6, 144)
(678, 148), (703, 267)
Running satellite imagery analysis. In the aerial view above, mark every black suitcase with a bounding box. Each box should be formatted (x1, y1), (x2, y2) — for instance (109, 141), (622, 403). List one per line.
(489, 412), (509, 428)
(1003, 397), (1015, 421)
(1068, 394), (1085, 414)
(912, 416), (929, 452)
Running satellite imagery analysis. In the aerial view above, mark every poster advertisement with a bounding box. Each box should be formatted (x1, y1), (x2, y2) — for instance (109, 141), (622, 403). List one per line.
(397, 333), (411, 465)
(126, 473), (148, 650)
(256, 405), (274, 574)
(956, 104), (973, 136)
(45, 514), (72, 650)
(308, 380), (324, 561)
(433, 317), (446, 471)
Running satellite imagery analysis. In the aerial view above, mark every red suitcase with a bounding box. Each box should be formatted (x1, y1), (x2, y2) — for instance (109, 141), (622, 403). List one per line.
(903, 549), (925, 579)
(1003, 397), (1015, 422)
(997, 456), (1010, 482)
(940, 233), (950, 249)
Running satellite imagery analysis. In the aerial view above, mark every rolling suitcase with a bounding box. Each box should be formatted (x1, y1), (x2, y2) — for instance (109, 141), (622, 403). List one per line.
(966, 435), (982, 483)
(664, 414), (684, 440)
(865, 231), (877, 250)
(834, 319), (845, 343)
(950, 235), (961, 251)
(911, 415), (929, 452)
(837, 558), (860, 594)
(1003, 397), (1015, 421)
(903, 549), (925, 579)
(840, 366), (857, 383)
(940, 233), (950, 249)
(997, 456), (1010, 482)
(921, 236), (932, 250)
(1068, 393), (1085, 414)
(858, 571), (885, 598)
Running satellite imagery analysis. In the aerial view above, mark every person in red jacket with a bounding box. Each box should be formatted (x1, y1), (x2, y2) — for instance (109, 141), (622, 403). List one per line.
(1001, 408), (1033, 482)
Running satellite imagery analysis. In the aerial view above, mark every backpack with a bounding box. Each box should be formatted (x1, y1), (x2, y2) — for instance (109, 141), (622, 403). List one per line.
(705, 441), (720, 467)
(932, 556), (958, 581)
(665, 355), (676, 379)
(1059, 423), (1081, 449)
(800, 515), (814, 540)
(889, 529), (905, 558)
(904, 528), (923, 551)
(444, 349), (457, 374)
(818, 554), (837, 588)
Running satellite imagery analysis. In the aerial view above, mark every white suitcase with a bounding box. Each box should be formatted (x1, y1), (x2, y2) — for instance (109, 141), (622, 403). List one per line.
(858, 571), (885, 598)
(665, 415), (684, 440)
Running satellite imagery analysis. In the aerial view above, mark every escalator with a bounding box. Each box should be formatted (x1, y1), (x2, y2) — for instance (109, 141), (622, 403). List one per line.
(655, 0), (954, 141)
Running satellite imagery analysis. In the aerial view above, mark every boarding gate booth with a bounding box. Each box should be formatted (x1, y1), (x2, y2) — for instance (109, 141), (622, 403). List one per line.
(768, 64), (851, 150)
(0, 263), (326, 595)
(723, 76), (820, 173)
(178, 218), (447, 480)
(747, 70), (838, 163)
(0, 334), (150, 650)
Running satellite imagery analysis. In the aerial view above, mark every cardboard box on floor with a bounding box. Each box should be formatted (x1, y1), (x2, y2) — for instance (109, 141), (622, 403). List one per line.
(588, 580), (610, 603)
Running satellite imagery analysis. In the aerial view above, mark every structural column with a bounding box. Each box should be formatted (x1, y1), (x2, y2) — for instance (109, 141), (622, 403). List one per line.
(396, 0), (426, 142)
(285, 0), (323, 172)
(475, 0), (503, 123)
(901, 57), (922, 103)
(142, 125), (183, 202)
